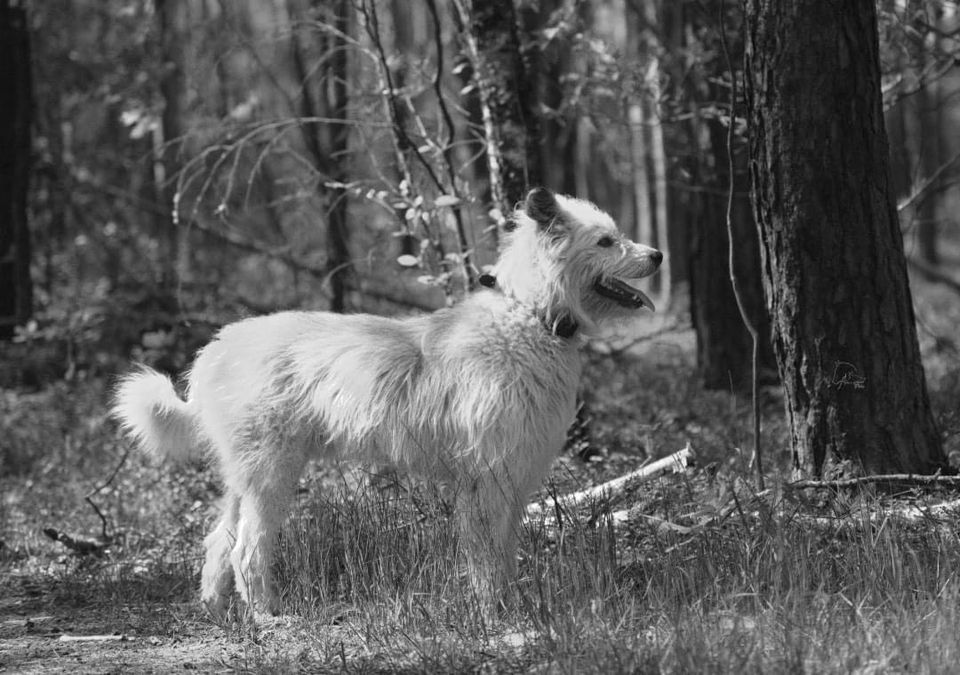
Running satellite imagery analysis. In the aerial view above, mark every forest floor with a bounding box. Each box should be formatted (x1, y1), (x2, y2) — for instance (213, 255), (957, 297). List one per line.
(2, 274), (960, 674)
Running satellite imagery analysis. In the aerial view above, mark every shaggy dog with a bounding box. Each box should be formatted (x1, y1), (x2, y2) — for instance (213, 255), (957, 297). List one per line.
(113, 188), (662, 616)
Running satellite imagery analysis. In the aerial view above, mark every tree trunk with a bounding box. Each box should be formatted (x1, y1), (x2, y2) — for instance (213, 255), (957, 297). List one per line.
(454, 0), (541, 231)
(625, 3), (653, 247)
(0, 1), (33, 339)
(691, 117), (774, 392)
(646, 57), (670, 303)
(744, 0), (945, 477)
(535, 0), (579, 196)
(291, 0), (352, 312)
(323, 0), (350, 312)
(915, 5), (941, 268)
(686, 2), (775, 392)
(156, 0), (191, 289)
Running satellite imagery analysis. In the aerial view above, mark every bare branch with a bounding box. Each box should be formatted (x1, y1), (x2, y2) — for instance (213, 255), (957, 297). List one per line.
(896, 148), (960, 213)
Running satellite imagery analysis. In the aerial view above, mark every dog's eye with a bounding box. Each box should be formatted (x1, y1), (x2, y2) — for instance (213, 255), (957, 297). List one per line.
(597, 236), (615, 248)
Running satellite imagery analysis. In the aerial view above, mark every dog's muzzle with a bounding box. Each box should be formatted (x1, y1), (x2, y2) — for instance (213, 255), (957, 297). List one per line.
(594, 276), (656, 311)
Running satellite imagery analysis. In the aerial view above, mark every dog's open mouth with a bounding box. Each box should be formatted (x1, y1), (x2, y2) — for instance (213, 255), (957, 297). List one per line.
(594, 276), (656, 311)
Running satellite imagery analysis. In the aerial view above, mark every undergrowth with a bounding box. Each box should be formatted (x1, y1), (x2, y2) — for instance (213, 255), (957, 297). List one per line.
(3, 329), (960, 672)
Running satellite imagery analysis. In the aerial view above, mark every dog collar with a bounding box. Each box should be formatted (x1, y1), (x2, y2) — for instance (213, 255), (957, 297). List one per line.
(550, 315), (580, 339)
(478, 274), (579, 339)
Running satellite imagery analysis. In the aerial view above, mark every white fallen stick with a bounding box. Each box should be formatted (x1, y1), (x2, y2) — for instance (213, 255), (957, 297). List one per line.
(526, 443), (694, 519)
(59, 633), (128, 642)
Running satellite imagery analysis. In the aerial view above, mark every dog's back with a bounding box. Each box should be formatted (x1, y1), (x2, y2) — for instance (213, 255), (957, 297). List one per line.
(176, 292), (581, 480)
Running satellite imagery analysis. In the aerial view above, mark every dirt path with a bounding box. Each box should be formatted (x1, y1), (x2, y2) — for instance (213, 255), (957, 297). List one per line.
(0, 588), (249, 674)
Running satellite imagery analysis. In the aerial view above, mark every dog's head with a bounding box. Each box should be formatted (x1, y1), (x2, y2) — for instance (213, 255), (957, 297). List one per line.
(493, 188), (663, 334)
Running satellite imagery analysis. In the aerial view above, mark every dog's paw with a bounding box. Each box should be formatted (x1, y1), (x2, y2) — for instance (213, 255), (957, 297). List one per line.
(201, 592), (234, 621)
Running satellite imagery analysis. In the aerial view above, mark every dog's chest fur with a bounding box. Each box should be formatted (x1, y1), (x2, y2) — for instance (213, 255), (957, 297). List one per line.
(413, 290), (583, 461)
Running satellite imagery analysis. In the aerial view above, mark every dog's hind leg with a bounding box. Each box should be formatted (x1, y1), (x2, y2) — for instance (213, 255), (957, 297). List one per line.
(229, 444), (309, 616)
(200, 492), (240, 617)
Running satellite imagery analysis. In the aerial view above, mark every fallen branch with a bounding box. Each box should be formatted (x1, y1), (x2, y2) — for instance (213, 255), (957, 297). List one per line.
(785, 497), (960, 531)
(610, 486), (773, 531)
(787, 473), (960, 490)
(526, 444), (694, 519)
(42, 528), (108, 557)
(59, 633), (128, 643)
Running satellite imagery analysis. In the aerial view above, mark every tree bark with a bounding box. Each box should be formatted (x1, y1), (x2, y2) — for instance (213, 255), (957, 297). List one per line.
(454, 0), (541, 231)
(0, 0), (33, 339)
(744, 0), (945, 477)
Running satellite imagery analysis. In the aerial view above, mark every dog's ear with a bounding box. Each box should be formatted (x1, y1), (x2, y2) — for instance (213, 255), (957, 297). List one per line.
(524, 188), (561, 229)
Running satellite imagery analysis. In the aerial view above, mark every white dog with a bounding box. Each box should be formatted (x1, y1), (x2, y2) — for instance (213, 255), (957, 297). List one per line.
(113, 188), (662, 616)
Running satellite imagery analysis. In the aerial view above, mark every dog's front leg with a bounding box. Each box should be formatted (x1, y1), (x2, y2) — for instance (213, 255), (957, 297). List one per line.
(455, 475), (524, 612)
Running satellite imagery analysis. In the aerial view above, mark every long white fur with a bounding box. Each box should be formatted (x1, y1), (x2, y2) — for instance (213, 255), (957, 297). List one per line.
(112, 189), (662, 617)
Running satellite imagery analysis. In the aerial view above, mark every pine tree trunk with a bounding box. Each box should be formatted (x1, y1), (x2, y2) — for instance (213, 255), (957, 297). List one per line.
(744, 0), (945, 477)
(0, 1), (32, 339)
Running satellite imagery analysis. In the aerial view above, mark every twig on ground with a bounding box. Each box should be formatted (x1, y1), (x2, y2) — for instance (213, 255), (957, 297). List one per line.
(787, 474), (960, 490)
(788, 497), (960, 530)
(42, 528), (108, 557)
(526, 444), (694, 520)
(58, 634), (128, 643)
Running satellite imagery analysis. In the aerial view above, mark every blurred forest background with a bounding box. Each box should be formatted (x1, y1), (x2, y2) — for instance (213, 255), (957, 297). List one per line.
(1, 0), (959, 390)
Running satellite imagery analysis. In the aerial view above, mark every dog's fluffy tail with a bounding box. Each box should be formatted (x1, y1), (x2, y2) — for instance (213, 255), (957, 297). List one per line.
(112, 368), (203, 462)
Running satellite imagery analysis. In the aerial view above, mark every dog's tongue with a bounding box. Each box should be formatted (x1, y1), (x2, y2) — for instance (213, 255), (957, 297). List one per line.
(596, 277), (656, 311)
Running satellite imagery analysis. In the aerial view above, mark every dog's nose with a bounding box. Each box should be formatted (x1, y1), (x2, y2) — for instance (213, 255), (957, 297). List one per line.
(650, 250), (663, 266)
